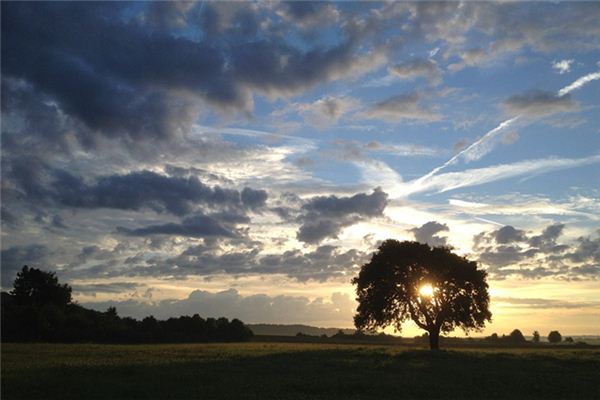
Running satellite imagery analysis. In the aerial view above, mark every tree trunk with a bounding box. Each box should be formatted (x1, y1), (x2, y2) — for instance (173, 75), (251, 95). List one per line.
(428, 328), (440, 350)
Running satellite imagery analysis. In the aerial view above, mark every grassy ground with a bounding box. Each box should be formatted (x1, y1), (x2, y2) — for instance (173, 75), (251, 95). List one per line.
(2, 342), (599, 399)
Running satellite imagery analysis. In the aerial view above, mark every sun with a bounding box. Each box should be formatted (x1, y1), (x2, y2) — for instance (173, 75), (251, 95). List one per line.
(419, 283), (434, 297)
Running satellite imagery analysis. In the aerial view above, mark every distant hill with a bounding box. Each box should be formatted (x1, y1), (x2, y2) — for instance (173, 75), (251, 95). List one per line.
(248, 324), (355, 337)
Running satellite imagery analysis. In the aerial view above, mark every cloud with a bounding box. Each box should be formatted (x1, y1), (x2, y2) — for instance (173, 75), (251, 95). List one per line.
(5, 166), (267, 216)
(1, 244), (51, 285)
(493, 296), (600, 309)
(329, 140), (440, 162)
(288, 96), (360, 128)
(117, 214), (241, 239)
(503, 90), (577, 118)
(474, 224), (599, 280)
(276, 1), (340, 31)
(414, 69), (600, 189)
(72, 282), (139, 296)
(296, 188), (388, 244)
(552, 59), (574, 74)
(565, 233), (600, 264)
(495, 226), (528, 244)
(83, 288), (356, 325)
(389, 59), (442, 85)
(122, 243), (369, 282)
(302, 188), (388, 219)
(411, 154), (600, 195)
(1, 2), (385, 146)
(410, 221), (449, 247)
(364, 92), (442, 123)
(406, 2), (600, 68)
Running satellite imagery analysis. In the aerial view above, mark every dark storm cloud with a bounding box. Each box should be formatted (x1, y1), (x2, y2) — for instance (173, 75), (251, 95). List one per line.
(296, 188), (388, 244)
(410, 221), (449, 247)
(4, 165), (267, 216)
(117, 215), (239, 239)
(1, 2), (379, 147)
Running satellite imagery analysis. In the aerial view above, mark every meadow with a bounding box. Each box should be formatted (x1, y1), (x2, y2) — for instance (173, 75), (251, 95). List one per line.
(2, 342), (599, 400)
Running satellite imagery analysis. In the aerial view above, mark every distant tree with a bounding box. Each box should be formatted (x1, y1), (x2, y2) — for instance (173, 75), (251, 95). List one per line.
(532, 331), (540, 343)
(105, 306), (118, 318)
(564, 336), (574, 343)
(488, 332), (499, 341)
(353, 240), (491, 350)
(11, 265), (72, 307)
(509, 329), (526, 343)
(548, 331), (562, 343)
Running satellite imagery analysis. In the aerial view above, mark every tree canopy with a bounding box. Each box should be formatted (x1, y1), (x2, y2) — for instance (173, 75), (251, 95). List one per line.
(353, 240), (492, 350)
(11, 265), (72, 307)
(548, 330), (562, 343)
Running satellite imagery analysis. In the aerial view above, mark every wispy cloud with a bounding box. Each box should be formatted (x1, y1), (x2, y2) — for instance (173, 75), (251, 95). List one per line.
(359, 154), (600, 198)
(414, 70), (600, 188)
(415, 117), (520, 185)
(415, 154), (600, 194)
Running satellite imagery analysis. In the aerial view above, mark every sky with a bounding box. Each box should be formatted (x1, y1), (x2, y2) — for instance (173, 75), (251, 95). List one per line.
(1, 1), (599, 337)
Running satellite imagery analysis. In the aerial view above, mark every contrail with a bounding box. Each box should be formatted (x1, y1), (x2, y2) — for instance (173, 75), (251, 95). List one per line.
(415, 70), (600, 186)
(414, 117), (518, 185)
(557, 71), (600, 97)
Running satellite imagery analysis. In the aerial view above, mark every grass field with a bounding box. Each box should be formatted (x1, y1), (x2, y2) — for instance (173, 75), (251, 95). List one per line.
(2, 342), (599, 399)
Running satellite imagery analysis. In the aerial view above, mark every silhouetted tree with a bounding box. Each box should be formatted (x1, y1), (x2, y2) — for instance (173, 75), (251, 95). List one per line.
(532, 331), (540, 343)
(11, 266), (72, 307)
(564, 336), (574, 343)
(508, 329), (526, 343)
(353, 240), (491, 350)
(548, 330), (562, 343)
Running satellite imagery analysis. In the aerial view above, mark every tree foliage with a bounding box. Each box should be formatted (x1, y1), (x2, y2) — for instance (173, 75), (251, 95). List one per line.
(509, 329), (526, 343)
(353, 240), (491, 349)
(11, 266), (72, 307)
(548, 330), (562, 343)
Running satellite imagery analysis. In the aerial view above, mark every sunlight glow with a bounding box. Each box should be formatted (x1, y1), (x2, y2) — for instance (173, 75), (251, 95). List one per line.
(419, 284), (434, 298)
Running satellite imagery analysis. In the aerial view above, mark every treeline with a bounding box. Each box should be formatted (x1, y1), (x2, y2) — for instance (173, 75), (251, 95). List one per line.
(484, 329), (575, 345)
(1, 266), (253, 343)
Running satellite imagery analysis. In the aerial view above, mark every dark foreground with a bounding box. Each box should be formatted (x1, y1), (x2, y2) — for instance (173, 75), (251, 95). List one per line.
(2, 343), (599, 399)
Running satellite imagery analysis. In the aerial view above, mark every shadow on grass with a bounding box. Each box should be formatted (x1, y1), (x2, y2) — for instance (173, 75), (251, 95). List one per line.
(2, 348), (599, 400)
